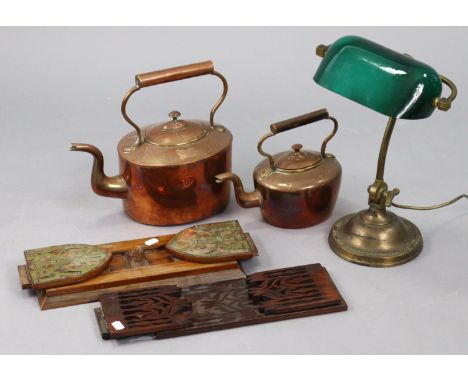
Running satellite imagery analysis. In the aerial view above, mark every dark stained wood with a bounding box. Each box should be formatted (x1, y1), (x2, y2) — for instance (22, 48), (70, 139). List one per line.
(246, 264), (342, 315)
(99, 286), (192, 338)
(95, 263), (347, 340)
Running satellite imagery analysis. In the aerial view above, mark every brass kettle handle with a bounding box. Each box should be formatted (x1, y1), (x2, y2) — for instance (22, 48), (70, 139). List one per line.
(434, 75), (457, 111)
(121, 60), (228, 146)
(257, 108), (339, 168)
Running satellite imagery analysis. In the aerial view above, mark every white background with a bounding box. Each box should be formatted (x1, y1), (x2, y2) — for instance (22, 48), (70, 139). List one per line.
(1, 26), (467, 354)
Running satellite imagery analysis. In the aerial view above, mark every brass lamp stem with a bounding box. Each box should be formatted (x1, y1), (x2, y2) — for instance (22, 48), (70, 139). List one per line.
(371, 117), (468, 212)
(367, 117), (400, 209)
(375, 117), (396, 181)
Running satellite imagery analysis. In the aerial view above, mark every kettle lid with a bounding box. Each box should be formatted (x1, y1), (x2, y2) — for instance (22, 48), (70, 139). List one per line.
(144, 111), (207, 146)
(274, 144), (322, 171)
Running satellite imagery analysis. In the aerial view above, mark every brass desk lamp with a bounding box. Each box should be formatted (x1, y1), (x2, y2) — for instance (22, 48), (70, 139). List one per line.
(314, 35), (466, 267)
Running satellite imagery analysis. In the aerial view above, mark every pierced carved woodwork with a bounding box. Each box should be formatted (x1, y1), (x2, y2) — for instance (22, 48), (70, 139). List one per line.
(246, 264), (342, 315)
(99, 286), (192, 338)
(95, 263), (347, 340)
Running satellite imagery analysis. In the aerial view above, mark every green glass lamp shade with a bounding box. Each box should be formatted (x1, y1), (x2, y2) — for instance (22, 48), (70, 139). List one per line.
(314, 35), (443, 119)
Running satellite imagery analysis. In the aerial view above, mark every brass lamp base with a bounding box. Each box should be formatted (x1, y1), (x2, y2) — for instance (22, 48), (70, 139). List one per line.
(329, 208), (423, 267)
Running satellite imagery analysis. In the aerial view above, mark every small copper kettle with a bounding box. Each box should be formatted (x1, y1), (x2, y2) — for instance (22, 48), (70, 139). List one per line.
(216, 109), (341, 229)
(71, 61), (232, 226)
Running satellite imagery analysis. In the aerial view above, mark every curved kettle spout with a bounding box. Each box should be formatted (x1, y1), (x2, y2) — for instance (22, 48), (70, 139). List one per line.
(70, 143), (128, 199)
(216, 173), (261, 208)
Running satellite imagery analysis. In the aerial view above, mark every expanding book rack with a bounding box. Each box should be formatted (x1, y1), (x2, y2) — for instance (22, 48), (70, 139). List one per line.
(18, 221), (257, 310)
(95, 264), (347, 340)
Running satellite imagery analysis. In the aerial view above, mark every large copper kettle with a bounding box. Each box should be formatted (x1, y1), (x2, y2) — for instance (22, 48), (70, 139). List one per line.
(71, 61), (232, 226)
(216, 109), (341, 229)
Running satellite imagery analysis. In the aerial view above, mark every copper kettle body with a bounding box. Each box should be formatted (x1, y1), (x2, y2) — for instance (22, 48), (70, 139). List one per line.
(216, 109), (341, 229)
(71, 61), (232, 226)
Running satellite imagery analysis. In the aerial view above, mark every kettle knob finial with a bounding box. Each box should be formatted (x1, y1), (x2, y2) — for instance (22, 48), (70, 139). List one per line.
(169, 110), (181, 122)
(292, 143), (303, 152)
